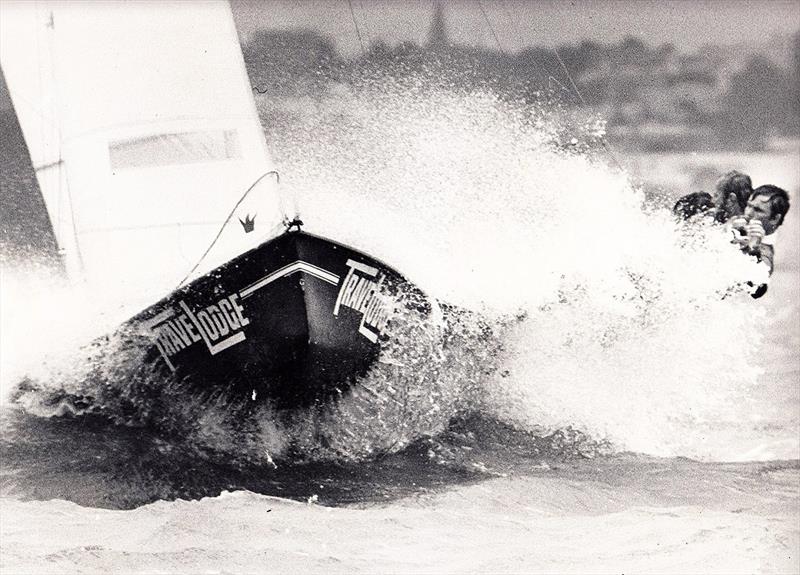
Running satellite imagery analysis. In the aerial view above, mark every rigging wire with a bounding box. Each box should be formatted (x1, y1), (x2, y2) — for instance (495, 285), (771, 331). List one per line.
(494, 0), (625, 172)
(176, 170), (281, 289)
(358, 0), (372, 48)
(475, 0), (504, 53)
(41, 5), (86, 275)
(552, 46), (625, 172)
(346, 0), (366, 57)
(551, 48), (588, 108)
(496, 1), (571, 100)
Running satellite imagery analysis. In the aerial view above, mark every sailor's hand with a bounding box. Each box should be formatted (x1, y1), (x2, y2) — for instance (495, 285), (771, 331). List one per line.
(745, 219), (765, 249)
(730, 216), (747, 232)
(729, 217), (748, 246)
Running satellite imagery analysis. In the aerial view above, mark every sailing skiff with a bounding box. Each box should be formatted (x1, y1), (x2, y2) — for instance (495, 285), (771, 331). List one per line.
(124, 227), (430, 408)
(0, 1), (434, 409)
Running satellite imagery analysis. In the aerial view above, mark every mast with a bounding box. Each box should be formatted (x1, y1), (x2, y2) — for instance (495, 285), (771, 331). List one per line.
(0, 2), (79, 274)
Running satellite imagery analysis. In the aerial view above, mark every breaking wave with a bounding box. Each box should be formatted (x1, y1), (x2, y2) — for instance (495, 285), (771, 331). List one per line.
(0, 73), (786, 471)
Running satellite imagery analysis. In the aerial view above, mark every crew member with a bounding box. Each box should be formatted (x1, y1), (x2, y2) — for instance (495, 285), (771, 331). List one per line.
(713, 170), (753, 223)
(729, 185), (790, 297)
(673, 191), (714, 221)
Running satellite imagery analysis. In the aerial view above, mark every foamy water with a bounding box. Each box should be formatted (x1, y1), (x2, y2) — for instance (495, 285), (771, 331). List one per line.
(253, 82), (797, 461)
(1, 74), (798, 575)
(2, 460), (798, 574)
(2, 81), (798, 464)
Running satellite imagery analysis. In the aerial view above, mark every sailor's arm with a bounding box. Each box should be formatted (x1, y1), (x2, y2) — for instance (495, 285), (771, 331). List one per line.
(742, 226), (774, 298)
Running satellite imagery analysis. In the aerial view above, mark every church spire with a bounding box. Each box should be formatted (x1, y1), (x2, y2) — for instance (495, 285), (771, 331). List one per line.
(427, 1), (448, 48)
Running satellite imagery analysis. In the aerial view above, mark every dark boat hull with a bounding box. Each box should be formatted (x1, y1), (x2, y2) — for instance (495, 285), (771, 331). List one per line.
(127, 231), (428, 409)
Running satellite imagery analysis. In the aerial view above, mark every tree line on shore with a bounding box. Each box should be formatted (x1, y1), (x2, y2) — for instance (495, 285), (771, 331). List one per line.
(243, 29), (800, 152)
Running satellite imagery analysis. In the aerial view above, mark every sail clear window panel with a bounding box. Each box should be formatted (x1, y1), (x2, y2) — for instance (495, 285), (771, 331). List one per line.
(108, 130), (241, 170)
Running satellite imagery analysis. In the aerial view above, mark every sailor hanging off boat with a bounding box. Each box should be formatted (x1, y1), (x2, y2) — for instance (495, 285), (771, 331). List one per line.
(674, 173), (791, 298)
(727, 184), (790, 297)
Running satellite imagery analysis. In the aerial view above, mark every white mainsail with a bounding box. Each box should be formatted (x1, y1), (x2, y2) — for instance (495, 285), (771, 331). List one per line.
(0, 0), (284, 306)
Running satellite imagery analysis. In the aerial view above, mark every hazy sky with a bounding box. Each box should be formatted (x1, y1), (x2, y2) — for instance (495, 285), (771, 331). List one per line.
(231, 0), (800, 55)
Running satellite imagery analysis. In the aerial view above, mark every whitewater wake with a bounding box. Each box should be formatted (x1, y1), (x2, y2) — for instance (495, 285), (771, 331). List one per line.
(0, 73), (783, 467)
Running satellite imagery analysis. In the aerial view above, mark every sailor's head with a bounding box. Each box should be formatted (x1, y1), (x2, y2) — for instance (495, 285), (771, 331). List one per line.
(714, 170), (752, 222)
(673, 191), (714, 221)
(744, 185), (790, 235)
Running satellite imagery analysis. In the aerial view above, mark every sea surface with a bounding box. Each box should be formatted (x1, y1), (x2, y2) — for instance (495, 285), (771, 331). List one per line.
(1, 79), (798, 573)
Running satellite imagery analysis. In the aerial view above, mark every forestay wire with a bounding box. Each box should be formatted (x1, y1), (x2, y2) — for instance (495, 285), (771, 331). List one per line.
(176, 170), (281, 289)
(475, 0), (505, 53)
(346, 0), (366, 57)
(485, 0), (625, 172)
